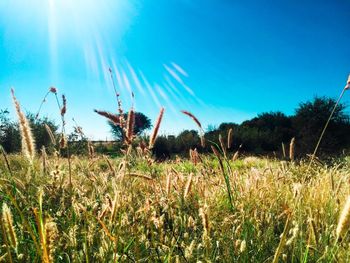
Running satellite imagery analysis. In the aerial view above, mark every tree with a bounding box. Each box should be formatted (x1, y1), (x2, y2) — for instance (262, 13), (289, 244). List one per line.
(152, 135), (171, 160)
(292, 96), (350, 154)
(109, 111), (152, 141)
(241, 112), (294, 151)
(175, 130), (201, 153)
(0, 110), (58, 154)
(0, 109), (20, 153)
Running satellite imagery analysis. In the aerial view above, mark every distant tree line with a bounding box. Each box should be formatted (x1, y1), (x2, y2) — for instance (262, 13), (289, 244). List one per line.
(1, 96), (350, 159)
(151, 96), (350, 159)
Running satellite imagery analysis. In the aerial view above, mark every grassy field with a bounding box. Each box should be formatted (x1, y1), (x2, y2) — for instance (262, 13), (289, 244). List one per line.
(1, 87), (350, 262)
(1, 150), (350, 262)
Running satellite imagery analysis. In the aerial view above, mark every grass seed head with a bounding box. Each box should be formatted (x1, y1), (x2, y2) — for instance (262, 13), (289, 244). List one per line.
(336, 195), (350, 240)
(11, 88), (36, 162)
(149, 107), (165, 148)
(1, 203), (17, 250)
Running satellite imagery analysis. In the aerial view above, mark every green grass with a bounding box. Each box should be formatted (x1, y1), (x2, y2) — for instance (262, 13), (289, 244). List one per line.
(1, 152), (350, 262)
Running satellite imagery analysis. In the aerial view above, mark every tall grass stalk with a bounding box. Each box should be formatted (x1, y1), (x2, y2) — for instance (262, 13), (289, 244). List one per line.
(309, 75), (349, 167)
(211, 145), (234, 210)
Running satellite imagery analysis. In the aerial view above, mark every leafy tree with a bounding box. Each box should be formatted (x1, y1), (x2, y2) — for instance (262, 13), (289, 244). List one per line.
(175, 130), (201, 153)
(109, 112), (152, 141)
(152, 135), (171, 160)
(0, 110), (58, 153)
(292, 97), (350, 154)
(241, 112), (294, 151)
(0, 109), (20, 153)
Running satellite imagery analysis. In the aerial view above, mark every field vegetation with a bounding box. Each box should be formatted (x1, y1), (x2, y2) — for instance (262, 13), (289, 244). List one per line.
(0, 75), (350, 262)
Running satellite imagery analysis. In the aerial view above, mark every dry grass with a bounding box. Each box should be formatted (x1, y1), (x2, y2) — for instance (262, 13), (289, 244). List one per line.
(1, 151), (350, 262)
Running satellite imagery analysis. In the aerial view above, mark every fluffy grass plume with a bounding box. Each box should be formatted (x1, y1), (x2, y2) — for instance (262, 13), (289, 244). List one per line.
(181, 110), (206, 147)
(44, 219), (58, 263)
(149, 107), (165, 148)
(11, 88), (35, 162)
(1, 203), (17, 250)
(181, 110), (202, 129)
(183, 172), (193, 199)
(126, 108), (135, 144)
(227, 128), (233, 149)
(60, 94), (67, 116)
(289, 137), (295, 161)
(94, 109), (120, 125)
(336, 195), (350, 240)
(44, 123), (56, 145)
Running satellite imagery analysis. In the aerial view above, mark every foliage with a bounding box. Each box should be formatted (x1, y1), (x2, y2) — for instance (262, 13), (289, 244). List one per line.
(293, 96), (350, 154)
(0, 109), (20, 153)
(26, 113), (59, 154)
(149, 97), (350, 158)
(0, 110), (58, 154)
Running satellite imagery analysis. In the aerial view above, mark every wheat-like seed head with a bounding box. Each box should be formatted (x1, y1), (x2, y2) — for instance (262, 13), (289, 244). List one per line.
(336, 195), (350, 240)
(59, 133), (67, 149)
(44, 124), (56, 145)
(2, 203), (17, 250)
(289, 137), (295, 161)
(44, 218), (58, 263)
(181, 110), (202, 129)
(166, 172), (171, 196)
(211, 145), (221, 159)
(227, 128), (233, 149)
(181, 110), (206, 148)
(183, 172), (193, 199)
(88, 141), (95, 159)
(219, 134), (227, 158)
(199, 205), (210, 238)
(94, 110), (120, 125)
(41, 146), (47, 174)
(126, 109), (135, 144)
(61, 95), (67, 116)
(11, 89), (36, 162)
(149, 107), (165, 149)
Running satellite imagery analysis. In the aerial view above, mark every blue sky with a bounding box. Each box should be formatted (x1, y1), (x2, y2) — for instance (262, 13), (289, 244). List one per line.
(0, 0), (349, 139)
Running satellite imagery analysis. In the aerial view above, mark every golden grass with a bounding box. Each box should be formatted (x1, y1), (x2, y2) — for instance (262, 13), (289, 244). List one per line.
(0, 153), (350, 261)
